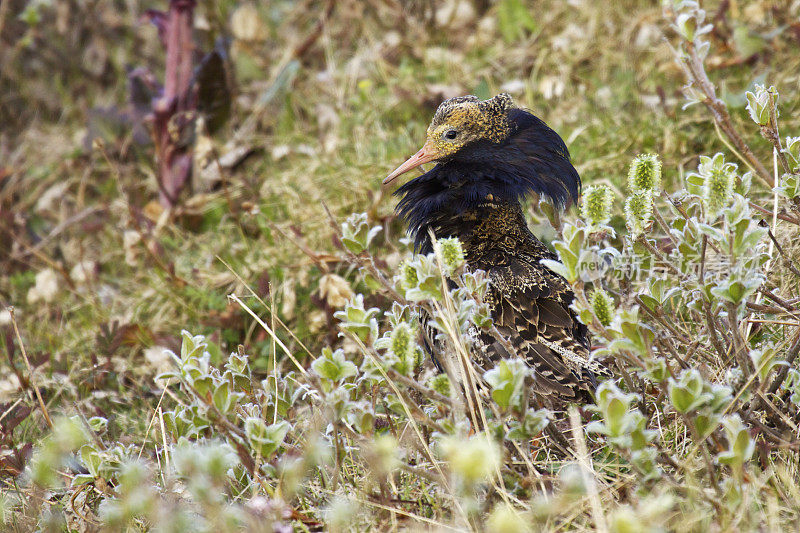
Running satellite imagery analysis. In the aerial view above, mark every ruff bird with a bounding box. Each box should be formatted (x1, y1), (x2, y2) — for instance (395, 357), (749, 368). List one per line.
(384, 93), (605, 401)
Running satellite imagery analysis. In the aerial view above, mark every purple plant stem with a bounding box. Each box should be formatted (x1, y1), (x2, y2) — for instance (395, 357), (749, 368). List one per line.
(152, 0), (197, 207)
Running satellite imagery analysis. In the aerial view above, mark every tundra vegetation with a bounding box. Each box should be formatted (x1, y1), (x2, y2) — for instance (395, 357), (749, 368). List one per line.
(2, 0), (800, 531)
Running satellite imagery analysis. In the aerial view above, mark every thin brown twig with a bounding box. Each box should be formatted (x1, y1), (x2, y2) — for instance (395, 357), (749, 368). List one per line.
(749, 201), (800, 225)
(651, 201), (679, 250)
(765, 227), (800, 277)
(702, 301), (730, 364)
(69, 484), (101, 526)
(637, 237), (683, 276)
(682, 411), (723, 499)
(8, 307), (53, 429)
(385, 366), (452, 406)
(759, 288), (799, 314)
(666, 29), (773, 186)
(761, 93), (792, 176)
(754, 391), (798, 433)
(746, 300), (796, 316)
(727, 303), (752, 375)
(767, 327), (800, 395)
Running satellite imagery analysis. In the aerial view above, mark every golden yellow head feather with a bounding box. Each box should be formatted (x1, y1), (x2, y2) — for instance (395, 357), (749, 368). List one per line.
(425, 93), (515, 158)
(383, 93), (517, 185)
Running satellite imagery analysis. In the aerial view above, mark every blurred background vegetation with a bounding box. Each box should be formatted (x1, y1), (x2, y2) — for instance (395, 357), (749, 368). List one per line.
(1, 0), (800, 530)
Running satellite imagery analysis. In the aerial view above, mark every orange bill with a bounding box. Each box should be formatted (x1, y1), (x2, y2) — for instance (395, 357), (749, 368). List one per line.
(383, 139), (439, 185)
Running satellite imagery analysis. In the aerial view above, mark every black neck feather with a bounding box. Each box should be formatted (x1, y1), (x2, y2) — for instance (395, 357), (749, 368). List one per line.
(394, 108), (580, 252)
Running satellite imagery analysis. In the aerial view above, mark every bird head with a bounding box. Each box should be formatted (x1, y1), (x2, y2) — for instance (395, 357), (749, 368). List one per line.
(385, 93), (581, 250)
(384, 93), (580, 208)
(383, 94), (514, 184)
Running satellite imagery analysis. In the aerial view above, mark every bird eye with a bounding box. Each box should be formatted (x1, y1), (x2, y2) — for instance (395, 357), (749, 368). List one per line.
(443, 129), (458, 140)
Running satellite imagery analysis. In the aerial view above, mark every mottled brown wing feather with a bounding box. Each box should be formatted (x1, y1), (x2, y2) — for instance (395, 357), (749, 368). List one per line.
(418, 203), (606, 401)
(477, 261), (603, 399)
